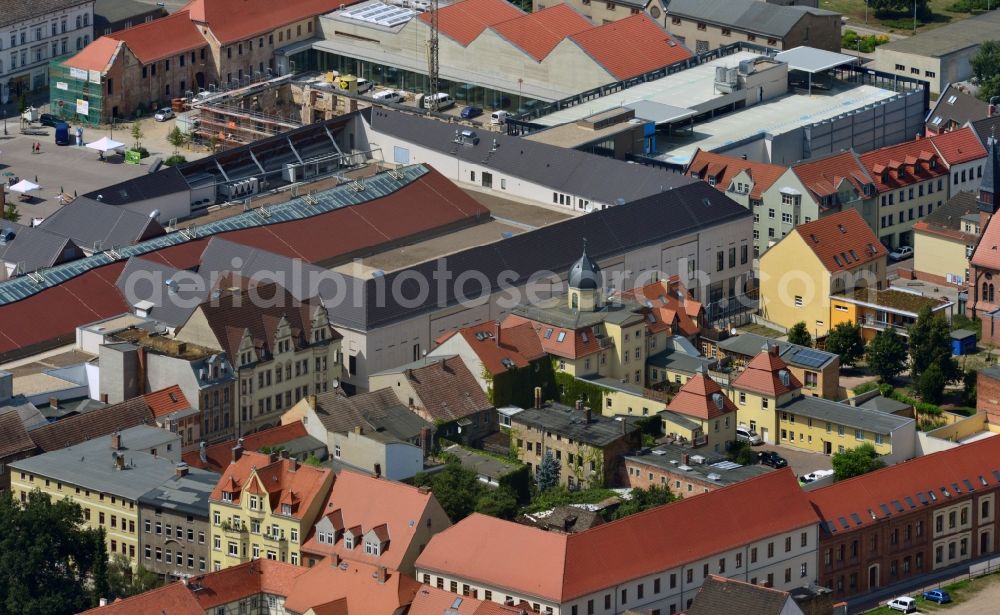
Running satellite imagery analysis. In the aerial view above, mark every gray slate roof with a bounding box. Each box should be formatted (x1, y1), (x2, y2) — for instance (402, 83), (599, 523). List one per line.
(719, 332), (836, 369)
(665, 0), (836, 38)
(443, 444), (521, 481)
(970, 116), (1000, 148)
(138, 467), (219, 518)
(94, 0), (165, 27)
(364, 107), (695, 205)
(858, 395), (911, 415)
(877, 9), (1000, 57)
(926, 85), (988, 133)
(647, 346), (716, 375)
(512, 403), (637, 447)
(39, 197), (165, 252)
(780, 395), (913, 434)
(10, 425), (183, 500)
(312, 388), (431, 442)
(0, 222), (83, 275)
(687, 576), (797, 615)
(0, 0), (92, 28)
(625, 442), (772, 487)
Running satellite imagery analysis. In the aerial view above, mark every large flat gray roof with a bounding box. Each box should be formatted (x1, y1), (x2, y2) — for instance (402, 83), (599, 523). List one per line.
(138, 468), (219, 518)
(877, 9), (1000, 58)
(10, 425), (185, 501)
(779, 396), (913, 435)
(512, 403), (636, 447)
(665, 0), (838, 38)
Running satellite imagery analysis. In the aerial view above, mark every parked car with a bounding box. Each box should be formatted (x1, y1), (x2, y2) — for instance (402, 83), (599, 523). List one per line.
(889, 246), (913, 261)
(371, 89), (404, 104)
(39, 113), (59, 127)
(460, 106), (483, 119)
(922, 589), (951, 604)
(800, 469), (834, 484)
(154, 107), (175, 122)
(736, 426), (762, 446)
(757, 451), (788, 468)
(887, 596), (917, 613)
(490, 110), (510, 125)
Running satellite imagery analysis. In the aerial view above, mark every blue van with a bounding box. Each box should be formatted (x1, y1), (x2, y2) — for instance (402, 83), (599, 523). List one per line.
(54, 122), (70, 146)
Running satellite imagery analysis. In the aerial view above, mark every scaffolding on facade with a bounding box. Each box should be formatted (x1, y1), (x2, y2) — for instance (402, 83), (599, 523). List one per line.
(48, 58), (103, 126)
(190, 102), (303, 151)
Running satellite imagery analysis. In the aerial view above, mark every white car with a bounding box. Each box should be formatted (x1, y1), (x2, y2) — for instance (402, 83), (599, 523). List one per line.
(887, 596), (917, 613)
(736, 426), (762, 446)
(889, 246), (913, 261)
(154, 107), (175, 122)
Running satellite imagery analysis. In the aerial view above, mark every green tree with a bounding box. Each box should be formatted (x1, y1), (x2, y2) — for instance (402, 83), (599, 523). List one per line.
(610, 485), (677, 520)
(3, 201), (20, 223)
(105, 554), (160, 601)
(414, 460), (483, 522)
(963, 369), (978, 408)
(0, 490), (105, 614)
(166, 126), (188, 154)
(971, 41), (1000, 102)
(303, 453), (323, 467)
(908, 306), (960, 382)
(824, 322), (866, 367)
(17, 93), (27, 114)
(866, 327), (908, 383)
(729, 441), (758, 466)
(787, 321), (812, 347)
(870, 0), (930, 17)
(536, 449), (560, 493)
(130, 121), (144, 151)
(832, 443), (886, 481)
(475, 487), (519, 520)
(917, 363), (947, 404)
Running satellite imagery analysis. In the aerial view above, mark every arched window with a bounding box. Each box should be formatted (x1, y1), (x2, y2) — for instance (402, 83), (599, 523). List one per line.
(983, 282), (989, 300)
(571, 293), (579, 309)
(990, 284), (995, 303)
(76, 15), (81, 29)
(75, 36), (82, 50)
(82, 13), (89, 26)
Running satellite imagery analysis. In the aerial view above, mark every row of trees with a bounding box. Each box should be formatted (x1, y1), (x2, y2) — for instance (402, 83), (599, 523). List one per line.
(971, 41), (1000, 103)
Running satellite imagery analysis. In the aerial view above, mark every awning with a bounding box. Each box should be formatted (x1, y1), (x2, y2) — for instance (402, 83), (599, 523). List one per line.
(9, 179), (39, 193)
(85, 136), (125, 153)
(775, 46), (858, 73)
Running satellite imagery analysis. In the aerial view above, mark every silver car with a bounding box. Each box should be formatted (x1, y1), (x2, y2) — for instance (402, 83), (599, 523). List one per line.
(154, 107), (174, 122)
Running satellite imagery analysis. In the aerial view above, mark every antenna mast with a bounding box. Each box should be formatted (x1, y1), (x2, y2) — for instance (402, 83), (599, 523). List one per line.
(427, 0), (440, 111)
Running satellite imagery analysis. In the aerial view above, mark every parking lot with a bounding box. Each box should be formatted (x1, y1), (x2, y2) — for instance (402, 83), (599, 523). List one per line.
(757, 443), (834, 479)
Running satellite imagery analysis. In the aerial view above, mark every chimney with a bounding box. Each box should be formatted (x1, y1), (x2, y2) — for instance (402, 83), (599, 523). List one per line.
(279, 449), (290, 460)
(417, 485), (431, 495)
(232, 438), (244, 463)
(769, 344), (780, 357)
(176, 342), (187, 354)
(199, 441), (208, 464)
(307, 394), (318, 409)
(376, 565), (388, 584)
(354, 425), (364, 435)
(420, 427), (432, 455)
(331, 553), (342, 567)
(175, 462), (189, 478)
(373, 463), (382, 479)
(575, 399), (583, 412)
(100, 393), (109, 403)
(111, 431), (122, 450)
(49, 396), (59, 410)
(681, 453), (689, 465)
(99, 598), (108, 607)
(495, 320), (501, 347)
(534, 386), (542, 409)
(585, 406), (592, 424)
(269, 451), (279, 463)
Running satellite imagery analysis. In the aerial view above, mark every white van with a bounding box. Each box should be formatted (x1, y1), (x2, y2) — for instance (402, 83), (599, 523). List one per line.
(490, 110), (509, 125)
(887, 597), (916, 613)
(356, 78), (373, 94)
(372, 89), (404, 104)
(423, 93), (455, 111)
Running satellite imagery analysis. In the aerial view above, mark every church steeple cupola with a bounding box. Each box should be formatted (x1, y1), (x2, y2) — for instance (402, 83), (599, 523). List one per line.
(980, 134), (999, 216)
(568, 239), (602, 312)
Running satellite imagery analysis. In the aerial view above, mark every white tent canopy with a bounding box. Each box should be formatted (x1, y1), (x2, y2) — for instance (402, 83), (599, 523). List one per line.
(9, 179), (39, 193)
(85, 136), (125, 153)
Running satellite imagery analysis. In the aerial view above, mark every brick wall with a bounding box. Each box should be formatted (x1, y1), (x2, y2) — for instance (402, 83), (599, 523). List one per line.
(978, 368), (1000, 424)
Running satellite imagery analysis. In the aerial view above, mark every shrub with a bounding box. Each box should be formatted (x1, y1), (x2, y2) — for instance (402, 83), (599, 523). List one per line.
(164, 154), (187, 167)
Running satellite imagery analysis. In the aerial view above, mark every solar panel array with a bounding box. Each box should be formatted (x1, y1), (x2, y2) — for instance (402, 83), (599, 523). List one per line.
(790, 347), (832, 369)
(0, 165), (429, 306)
(340, 2), (417, 28)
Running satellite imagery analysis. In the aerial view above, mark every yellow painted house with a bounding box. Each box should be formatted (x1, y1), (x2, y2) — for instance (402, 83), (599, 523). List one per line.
(829, 287), (953, 341)
(208, 447), (333, 571)
(912, 192), (980, 288)
(729, 345), (803, 446)
(759, 209), (888, 337)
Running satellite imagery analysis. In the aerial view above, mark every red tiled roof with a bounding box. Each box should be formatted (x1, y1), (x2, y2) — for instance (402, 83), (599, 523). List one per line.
(283, 558), (421, 614)
(620, 277), (703, 338)
(973, 213), (1000, 270)
(63, 37), (122, 71)
(731, 346), (801, 397)
(209, 450), (332, 519)
(930, 127), (988, 166)
(437, 320), (546, 376)
(28, 396), (154, 453)
(791, 209), (887, 274)
(0, 410), (36, 460)
(417, 469), (817, 602)
(809, 435), (1000, 534)
(302, 469), (449, 571)
(570, 14), (692, 80)
(183, 422), (308, 472)
(110, 10), (205, 64)
(143, 384), (191, 418)
(792, 150), (873, 200)
(860, 138), (949, 192)
(687, 149), (788, 200)
(184, 0), (350, 44)
(490, 4), (591, 61)
(501, 314), (603, 360)
(666, 372), (735, 420)
(418, 0), (524, 46)
(79, 582), (202, 614)
(408, 585), (527, 615)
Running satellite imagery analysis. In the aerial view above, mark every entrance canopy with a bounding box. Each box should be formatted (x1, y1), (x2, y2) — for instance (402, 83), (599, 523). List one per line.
(775, 47), (858, 74)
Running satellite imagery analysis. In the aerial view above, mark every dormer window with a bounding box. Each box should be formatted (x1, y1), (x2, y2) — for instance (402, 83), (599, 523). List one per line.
(365, 540), (382, 556)
(222, 492), (233, 502)
(708, 175), (717, 186)
(249, 496), (258, 510)
(281, 504), (292, 516)
(345, 534), (354, 549)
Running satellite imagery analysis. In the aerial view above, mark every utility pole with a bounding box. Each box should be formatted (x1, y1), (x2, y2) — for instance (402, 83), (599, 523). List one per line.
(426, 0), (440, 112)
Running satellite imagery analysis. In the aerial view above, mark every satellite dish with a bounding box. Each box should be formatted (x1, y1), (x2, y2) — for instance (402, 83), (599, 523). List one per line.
(331, 378), (340, 389)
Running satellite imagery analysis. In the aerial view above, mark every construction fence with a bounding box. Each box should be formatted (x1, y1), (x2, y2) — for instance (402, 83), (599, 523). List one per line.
(48, 58), (104, 127)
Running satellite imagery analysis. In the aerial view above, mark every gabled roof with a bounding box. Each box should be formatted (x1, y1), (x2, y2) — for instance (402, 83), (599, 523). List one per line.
(27, 396), (154, 453)
(569, 14), (692, 81)
(929, 127), (988, 166)
(665, 0), (836, 38)
(859, 138), (949, 191)
(183, 422), (308, 472)
(789, 209), (886, 274)
(809, 434), (1000, 536)
(408, 585), (527, 615)
(437, 320), (547, 376)
(665, 371), (735, 420)
(62, 37), (123, 72)
(490, 4), (591, 62)
(184, 0), (351, 44)
(143, 385), (191, 418)
(417, 469), (817, 602)
(718, 332), (837, 370)
(209, 450), (331, 519)
(109, 9), (205, 64)
(731, 346), (801, 396)
(688, 576), (798, 615)
(0, 409), (35, 459)
(308, 388), (431, 442)
(791, 150), (874, 201)
(38, 197), (165, 252)
(0, 223), (83, 276)
(913, 191), (980, 242)
(619, 277), (702, 337)
(926, 84), (989, 134)
(391, 356), (493, 422)
(502, 313), (605, 360)
(302, 469), (449, 570)
(687, 149), (788, 200)
(417, 0), (524, 46)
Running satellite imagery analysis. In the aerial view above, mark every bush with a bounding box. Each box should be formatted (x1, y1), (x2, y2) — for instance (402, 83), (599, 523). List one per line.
(949, 0), (992, 12)
(963, 369), (977, 408)
(841, 30), (891, 53)
(164, 154), (187, 167)
(134, 146), (150, 159)
(916, 363), (947, 404)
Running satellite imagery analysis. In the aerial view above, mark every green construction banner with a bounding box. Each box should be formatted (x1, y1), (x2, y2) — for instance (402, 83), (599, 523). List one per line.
(125, 150), (141, 165)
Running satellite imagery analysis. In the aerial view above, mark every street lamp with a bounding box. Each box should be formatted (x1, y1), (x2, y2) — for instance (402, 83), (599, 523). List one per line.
(913, 0), (918, 34)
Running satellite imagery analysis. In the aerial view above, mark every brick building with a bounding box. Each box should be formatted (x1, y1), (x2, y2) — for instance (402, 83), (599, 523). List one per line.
(809, 436), (1000, 600)
(977, 365), (1000, 425)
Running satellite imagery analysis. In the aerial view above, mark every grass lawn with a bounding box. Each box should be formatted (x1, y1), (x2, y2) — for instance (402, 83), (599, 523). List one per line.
(821, 0), (975, 33)
(737, 323), (785, 338)
(863, 578), (986, 613)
